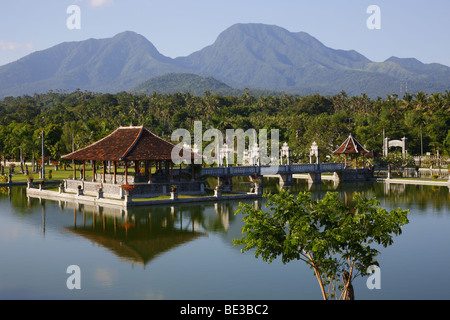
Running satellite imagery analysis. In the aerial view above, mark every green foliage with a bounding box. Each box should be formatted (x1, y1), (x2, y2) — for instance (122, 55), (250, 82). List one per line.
(233, 189), (409, 300)
(381, 152), (415, 171)
(0, 89), (449, 165)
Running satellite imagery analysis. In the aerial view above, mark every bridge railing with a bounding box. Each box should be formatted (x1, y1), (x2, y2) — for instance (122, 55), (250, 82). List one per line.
(201, 166), (258, 177)
(289, 164), (317, 173)
(231, 166), (259, 176)
(320, 163), (344, 172)
(200, 163), (344, 177)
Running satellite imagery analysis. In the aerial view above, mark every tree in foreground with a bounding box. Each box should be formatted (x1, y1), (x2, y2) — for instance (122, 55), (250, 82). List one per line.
(233, 190), (409, 300)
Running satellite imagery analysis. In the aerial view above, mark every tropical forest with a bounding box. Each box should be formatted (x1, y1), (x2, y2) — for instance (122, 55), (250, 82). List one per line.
(0, 89), (449, 169)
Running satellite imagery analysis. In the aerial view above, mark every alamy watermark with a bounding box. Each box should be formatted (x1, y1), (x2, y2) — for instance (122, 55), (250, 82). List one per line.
(366, 265), (381, 290)
(64, 263), (381, 291)
(66, 265), (81, 289)
(170, 122), (279, 165)
(67, 5), (81, 30)
(65, 5), (380, 32)
(366, 5), (381, 30)
(170, 121), (281, 174)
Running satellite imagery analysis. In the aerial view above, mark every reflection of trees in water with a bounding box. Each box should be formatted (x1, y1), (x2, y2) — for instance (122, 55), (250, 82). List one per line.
(4, 180), (450, 225)
(374, 183), (450, 214)
(270, 178), (450, 215)
(129, 201), (239, 233)
(2, 183), (449, 269)
(0, 186), (38, 215)
(3, 181), (450, 252)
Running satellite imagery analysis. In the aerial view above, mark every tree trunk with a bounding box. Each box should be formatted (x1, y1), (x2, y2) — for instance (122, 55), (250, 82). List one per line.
(20, 147), (24, 174)
(314, 268), (328, 300)
(342, 271), (354, 300)
(306, 252), (328, 300)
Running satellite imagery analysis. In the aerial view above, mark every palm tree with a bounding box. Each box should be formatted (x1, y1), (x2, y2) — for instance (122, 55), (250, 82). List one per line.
(428, 92), (443, 115)
(442, 90), (450, 113)
(413, 91), (428, 112)
(399, 92), (414, 112)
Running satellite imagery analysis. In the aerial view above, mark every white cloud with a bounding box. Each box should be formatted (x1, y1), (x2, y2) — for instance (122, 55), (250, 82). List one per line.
(25, 43), (35, 51)
(73, 0), (115, 8)
(88, 0), (115, 8)
(0, 41), (19, 51)
(0, 40), (34, 52)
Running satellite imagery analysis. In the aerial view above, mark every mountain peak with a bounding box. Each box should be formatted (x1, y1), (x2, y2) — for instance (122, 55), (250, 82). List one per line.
(217, 23), (309, 45)
(112, 30), (147, 41)
(225, 22), (289, 34)
(178, 22), (372, 89)
(385, 56), (425, 69)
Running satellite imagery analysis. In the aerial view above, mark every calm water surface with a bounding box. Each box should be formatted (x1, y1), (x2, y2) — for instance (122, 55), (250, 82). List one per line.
(0, 178), (449, 300)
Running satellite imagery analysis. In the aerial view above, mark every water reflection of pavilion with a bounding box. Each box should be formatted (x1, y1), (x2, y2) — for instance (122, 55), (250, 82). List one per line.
(59, 200), (240, 267)
(61, 203), (209, 267)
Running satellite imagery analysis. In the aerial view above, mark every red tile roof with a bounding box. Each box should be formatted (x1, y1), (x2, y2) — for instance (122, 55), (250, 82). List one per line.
(333, 134), (369, 154)
(61, 126), (195, 162)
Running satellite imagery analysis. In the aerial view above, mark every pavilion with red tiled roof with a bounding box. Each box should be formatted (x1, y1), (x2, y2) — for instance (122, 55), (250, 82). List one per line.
(333, 134), (369, 168)
(61, 126), (197, 184)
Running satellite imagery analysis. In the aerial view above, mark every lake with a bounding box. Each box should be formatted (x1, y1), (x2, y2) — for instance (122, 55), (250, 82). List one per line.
(0, 178), (449, 300)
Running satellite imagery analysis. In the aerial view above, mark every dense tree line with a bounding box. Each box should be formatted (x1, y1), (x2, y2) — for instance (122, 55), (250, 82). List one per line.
(0, 89), (449, 167)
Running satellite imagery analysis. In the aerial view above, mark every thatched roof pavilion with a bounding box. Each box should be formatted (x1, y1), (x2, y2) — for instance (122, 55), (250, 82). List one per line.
(61, 126), (197, 184)
(333, 134), (369, 168)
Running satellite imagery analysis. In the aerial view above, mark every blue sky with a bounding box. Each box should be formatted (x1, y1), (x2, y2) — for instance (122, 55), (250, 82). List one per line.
(1, 0), (449, 67)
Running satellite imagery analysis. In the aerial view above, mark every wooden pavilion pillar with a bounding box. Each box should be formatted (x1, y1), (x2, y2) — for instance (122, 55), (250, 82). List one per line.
(165, 160), (169, 180)
(148, 160), (152, 183)
(82, 161), (86, 180)
(144, 160), (148, 177)
(134, 161), (139, 176)
(125, 160), (128, 185)
(102, 161), (106, 182)
(92, 160), (96, 181)
(113, 161), (117, 184)
(73, 161), (76, 180)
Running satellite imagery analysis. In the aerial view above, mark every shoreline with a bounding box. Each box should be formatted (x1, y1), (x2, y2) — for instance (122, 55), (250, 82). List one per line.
(372, 177), (450, 187)
(292, 173), (450, 187)
(4, 173), (449, 209)
(25, 186), (261, 208)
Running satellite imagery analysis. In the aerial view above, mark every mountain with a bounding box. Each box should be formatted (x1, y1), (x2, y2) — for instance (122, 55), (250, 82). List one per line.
(176, 23), (450, 96)
(132, 73), (288, 97)
(133, 73), (233, 96)
(176, 23), (370, 89)
(0, 24), (449, 98)
(0, 31), (187, 97)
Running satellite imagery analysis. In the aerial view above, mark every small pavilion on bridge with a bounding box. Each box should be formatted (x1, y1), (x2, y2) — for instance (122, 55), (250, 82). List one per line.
(333, 134), (369, 168)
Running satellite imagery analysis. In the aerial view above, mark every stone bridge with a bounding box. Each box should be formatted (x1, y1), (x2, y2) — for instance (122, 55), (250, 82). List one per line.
(200, 163), (357, 186)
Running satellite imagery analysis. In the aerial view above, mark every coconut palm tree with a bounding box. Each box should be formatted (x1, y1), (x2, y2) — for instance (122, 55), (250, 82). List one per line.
(413, 91), (428, 112)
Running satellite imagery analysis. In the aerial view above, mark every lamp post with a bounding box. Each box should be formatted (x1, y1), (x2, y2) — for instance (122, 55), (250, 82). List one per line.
(41, 131), (45, 180)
